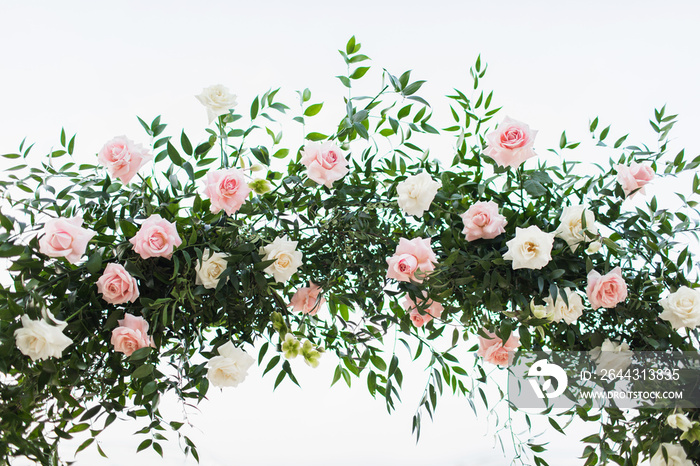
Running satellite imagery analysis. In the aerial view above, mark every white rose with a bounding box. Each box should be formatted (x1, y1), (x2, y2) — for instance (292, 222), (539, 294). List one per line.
(396, 172), (442, 217)
(650, 443), (692, 466)
(503, 226), (555, 270)
(554, 205), (598, 252)
(195, 84), (238, 124)
(195, 249), (229, 289)
(543, 288), (584, 324)
(590, 339), (632, 374)
(14, 314), (72, 361)
(667, 413), (693, 432)
(659, 286), (700, 330)
(206, 341), (255, 388)
(261, 236), (303, 283)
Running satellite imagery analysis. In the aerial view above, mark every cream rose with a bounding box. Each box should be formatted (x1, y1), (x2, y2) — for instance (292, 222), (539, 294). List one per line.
(543, 288), (584, 324)
(590, 339), (632, 374)
(14, 313), (72, 361)
(206, 341), (255, 388)
(261, 236), (303, 283)
(396, 172), (442, 217)
(196, 84), (238, 124)
(659, 286), (700, 330)
(554, 205), (598, 252)
(195, 249), (229, 289)
(503, 226), (555, 270)
(650, 443), (692, 466)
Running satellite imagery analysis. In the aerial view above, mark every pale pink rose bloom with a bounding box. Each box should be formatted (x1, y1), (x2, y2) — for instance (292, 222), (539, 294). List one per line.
(461, 201), (507, 241)
(477, 330), (521, 367)
(129, 214), (182, 260)
(484, 116), (537, 168)
(615, 162), (654, 198)
(587, 267), (628, 310)
(96, 263), (140, 304)
(97, 136), (152, 184)
(403, 294), (444, 327)
(386, 237), (438, 283)
(300, 141), (349, 188)
(110, 313), (154, 356)
(203, 168), (251, 215)
(289, 282), (326, 316)
(38, 216), (96, 264)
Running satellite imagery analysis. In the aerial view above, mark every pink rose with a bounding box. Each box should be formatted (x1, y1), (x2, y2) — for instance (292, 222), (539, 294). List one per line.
(203, 168), (251, 215)
(110, 313), (155, 356)
(386, 237), (438, 283)
(38, 216), (96, 264)
(97, 136), (152, 184)
(461, 201), (507, 241)
(129, 214), (182, 260)
(615, 162), (654, 198)
(587, 267), (628, 310)
(403, 294), (444, 327)
(300, 141), (349, 188)
(289, 282), (326, 316)
(485, 116), (537, 168)
(96, 263), (140, 304)
(477, 330), (521, 367)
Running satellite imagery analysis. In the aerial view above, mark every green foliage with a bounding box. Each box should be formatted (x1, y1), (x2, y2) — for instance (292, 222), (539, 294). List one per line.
(0, 37), (699, 465)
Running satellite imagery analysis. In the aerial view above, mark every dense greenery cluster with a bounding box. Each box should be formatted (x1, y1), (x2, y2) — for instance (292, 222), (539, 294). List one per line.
(1, 37), (699, 465)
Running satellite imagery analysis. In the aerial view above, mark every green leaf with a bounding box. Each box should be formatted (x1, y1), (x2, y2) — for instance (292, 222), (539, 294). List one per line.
(180, 131), (193, 155)
(523, 179), (547, 197)
(167, 142), (184, 167)
(132, 364), (154, 379)
(345, 36), (356, 55)
(304, 103), (323, 116)
(86, 251), (102, 274)
(305, 132), (328, 142)
(350, 67), (370, 80)
(402, 80), (426, 96)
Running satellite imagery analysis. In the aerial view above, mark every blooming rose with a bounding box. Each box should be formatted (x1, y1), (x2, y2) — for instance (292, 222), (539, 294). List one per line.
(110, 313), (154, 357)
(203, 168), (251, 215)
(14, 313), (72, 361)
(195, 249), (229, 289)
(484, 116), (537, 168)
(261, 236), (303, 283)
(402, 293), (444, 327)
(590, 339), (632, 374)
(97, 136), (152, 184)
(668, 413), (693, 432)
(554, 205), (599, 252)
(650, 443), (692, 466)
(615, 162), (654, 198)
(396, 172), (442, 217)
(196, 84), (238, 124)
(542, 288), (585, 324)
(38, 216), (95, 264)
(460, 201), (507, 241)
(659, 286), (700, 330)
(300, 141), (349, 188)
(586, 267), (628, 310)
(129, 214), (182, 260)
(289, 282), (325, 316)
(96, 263), (140, 304)
(477, 330), (521, 368)
(503, 226), (554, 270)
(206, 341), (254, 388)
(386, 237), (437, 283)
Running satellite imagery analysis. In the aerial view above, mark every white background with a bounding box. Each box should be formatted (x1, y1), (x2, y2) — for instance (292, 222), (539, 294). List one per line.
(1, 1), (699, 465)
